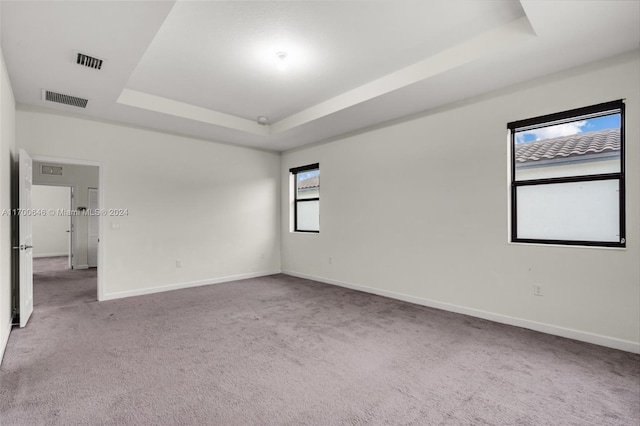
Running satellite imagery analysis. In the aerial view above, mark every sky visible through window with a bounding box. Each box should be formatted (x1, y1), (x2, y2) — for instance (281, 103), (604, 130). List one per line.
(297, 169), (319, 183)
(515, 114), (620, 144)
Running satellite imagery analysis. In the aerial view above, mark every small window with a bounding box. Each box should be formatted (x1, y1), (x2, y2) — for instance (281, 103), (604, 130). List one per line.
(290, 163), (319, 232)
(508, 100), (625, 247)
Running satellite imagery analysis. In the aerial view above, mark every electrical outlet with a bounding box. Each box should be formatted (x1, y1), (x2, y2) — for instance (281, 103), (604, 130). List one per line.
(533, 284), (543, 296)
(176, 260), (183, 268)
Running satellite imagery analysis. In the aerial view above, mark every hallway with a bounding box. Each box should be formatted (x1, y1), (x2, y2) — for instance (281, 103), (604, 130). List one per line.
(33, 256), (96, 311)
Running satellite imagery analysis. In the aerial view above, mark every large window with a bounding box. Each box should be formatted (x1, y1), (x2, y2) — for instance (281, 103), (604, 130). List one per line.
(290, 163), (319, 232)
(508, 100), (625, 247)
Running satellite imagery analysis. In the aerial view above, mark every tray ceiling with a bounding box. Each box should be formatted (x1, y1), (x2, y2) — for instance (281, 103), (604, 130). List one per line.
(1, 1), (638, 151)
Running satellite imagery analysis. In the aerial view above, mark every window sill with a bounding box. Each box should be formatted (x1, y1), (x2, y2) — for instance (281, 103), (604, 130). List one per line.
(508, 240), (626, 251)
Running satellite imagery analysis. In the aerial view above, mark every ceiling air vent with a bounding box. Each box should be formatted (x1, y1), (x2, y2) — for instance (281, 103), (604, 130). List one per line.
(41, 165), (63, 176)
(43, 90), (88, 108)
(76, 52), (103, 70)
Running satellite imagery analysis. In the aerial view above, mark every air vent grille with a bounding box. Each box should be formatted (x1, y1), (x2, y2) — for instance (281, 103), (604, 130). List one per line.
(43, 90), (88, 108)
(76, 52), (103, 70)
(41, 165), (63, 176)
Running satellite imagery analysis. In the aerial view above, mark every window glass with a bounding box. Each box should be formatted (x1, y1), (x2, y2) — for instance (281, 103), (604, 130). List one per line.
(516, 180), (620, 242)
(508, 100), (625, 247)
(290, 163), (320, 233)
(514, 114), (621, 181)
(297, 170), (320, 200)
(296, 200), (320, 232)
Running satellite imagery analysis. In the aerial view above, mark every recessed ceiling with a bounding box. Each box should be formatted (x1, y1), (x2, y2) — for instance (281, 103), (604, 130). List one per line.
(1, 1), (639, 152)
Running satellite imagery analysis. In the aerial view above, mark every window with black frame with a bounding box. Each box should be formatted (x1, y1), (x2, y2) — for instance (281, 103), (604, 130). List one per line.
(290, 163), (319, 232)
(508, 100), (625, 247)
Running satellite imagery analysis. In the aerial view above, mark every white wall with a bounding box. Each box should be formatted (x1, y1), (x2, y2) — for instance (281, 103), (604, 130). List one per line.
(31, 185), (70, 258)
(32, 162), (98, 267)
(17, 109), (281, 300)
(0, 47), (16, 363)
(281, 50), (640, 353)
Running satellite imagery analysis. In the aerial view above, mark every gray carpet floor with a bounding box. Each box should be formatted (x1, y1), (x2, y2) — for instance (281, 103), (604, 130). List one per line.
(1, 257), (638, 425)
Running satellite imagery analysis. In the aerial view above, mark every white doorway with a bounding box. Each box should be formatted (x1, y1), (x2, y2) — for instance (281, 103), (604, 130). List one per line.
(26, 154), (103, 301)
(22, 163), (102, 318)
(14, 152), (104, 330)
(31, 185), (73, 265)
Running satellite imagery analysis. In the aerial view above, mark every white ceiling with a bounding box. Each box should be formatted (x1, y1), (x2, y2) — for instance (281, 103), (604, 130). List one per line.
(1, 1), (639, 152)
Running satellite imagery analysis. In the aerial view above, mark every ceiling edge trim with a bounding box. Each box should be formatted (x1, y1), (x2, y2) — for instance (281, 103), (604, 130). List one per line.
(116, 88), (270, 136)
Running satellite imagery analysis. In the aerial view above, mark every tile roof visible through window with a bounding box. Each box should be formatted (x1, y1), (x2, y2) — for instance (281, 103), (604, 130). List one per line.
(515, 128), (620, 164)
(298, 175), (319, 190)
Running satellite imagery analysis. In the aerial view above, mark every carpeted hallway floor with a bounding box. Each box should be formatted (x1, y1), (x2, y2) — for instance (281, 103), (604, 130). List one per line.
(31, 256), (96, 310)
(1, 259), (639, 425)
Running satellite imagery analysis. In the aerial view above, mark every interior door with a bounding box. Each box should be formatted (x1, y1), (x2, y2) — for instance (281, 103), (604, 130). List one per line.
(16, 149), (34, 327)
(87, 188), (98, 268)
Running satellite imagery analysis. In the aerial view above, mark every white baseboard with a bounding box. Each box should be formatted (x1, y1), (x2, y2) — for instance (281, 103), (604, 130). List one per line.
(0, 320), (12, 367)
(73, 265), (89, 270)
(102, 270), (281, 301)
(283, 270), (640, 354)
(34, 252), (68, 258)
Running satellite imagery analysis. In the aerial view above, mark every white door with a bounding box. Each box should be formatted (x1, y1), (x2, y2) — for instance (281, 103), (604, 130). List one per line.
(87, 188), (98, 268)
(17, 149), (34, 327)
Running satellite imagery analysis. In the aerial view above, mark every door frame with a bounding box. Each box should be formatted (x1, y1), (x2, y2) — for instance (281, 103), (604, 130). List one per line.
(87, 187), (99, 268)
(30, 155), (104, 301)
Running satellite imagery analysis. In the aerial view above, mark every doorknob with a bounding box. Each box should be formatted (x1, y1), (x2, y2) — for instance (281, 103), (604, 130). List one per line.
(12, 244), (33, 250)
